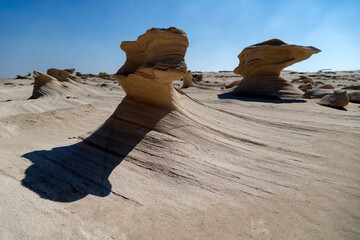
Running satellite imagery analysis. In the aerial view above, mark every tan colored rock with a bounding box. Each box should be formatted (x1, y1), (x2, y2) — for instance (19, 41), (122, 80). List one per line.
(31, 71), (59, 99)
(181, 71), (193, 88)
(47, 68), (76, 81)
(75, 72), (83, 77)
(233, 39), (320, 98)
(302, 78), (313, 84)
(64, 68), (75, 74)
(320, 84), (334, 89)
(98, 72), (113, 80)
(112, 27), (189, 109)
(317, 90), (349, 108)
(299, 83), (313, 92)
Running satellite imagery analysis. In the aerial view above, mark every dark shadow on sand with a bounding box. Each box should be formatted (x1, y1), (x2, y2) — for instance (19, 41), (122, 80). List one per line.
(218, 92), (306, 104)
(21, 97), (169, 202)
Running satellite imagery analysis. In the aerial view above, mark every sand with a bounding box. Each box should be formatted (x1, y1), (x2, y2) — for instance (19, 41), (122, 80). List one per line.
(0, 70), (359, 239)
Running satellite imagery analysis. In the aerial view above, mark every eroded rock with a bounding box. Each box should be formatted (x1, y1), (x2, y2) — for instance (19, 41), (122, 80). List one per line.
(233, 39), (320, 98)
(31, 71), (59, 98)
(47, 68), (76, 81)
(317, 90), (349, 108)
(182, 71), (193, 88)
(112, 27), (189, 109)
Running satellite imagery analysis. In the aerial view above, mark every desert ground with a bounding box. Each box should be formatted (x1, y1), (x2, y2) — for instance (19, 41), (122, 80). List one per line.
(0, 70), (360, 239)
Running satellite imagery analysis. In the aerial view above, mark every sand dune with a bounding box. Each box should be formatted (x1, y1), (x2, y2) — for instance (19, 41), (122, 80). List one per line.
(0, 29), (359, 239)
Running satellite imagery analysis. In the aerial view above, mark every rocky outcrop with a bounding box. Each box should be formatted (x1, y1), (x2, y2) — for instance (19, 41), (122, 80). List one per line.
(47, 68), (77, 81)
(181, 71), (193, 88)
(233, 39), (320, 98)
(112, 27), (189, 109)
(317, 90), (349, 108)
(31, 71), (59, 98)
(98, 72), (113, 80)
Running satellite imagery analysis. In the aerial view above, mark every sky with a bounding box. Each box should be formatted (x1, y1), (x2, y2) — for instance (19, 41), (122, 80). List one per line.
(0, 0), (359, 78)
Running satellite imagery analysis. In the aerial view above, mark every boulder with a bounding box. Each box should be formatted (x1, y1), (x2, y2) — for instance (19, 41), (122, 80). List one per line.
(317, 90), (349, 108)
(233, 39), (320, 98)
(112, 27), (189, 109)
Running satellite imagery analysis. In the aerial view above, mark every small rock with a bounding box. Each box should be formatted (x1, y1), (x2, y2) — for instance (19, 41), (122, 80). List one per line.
(317, 90), (349, 108)
(320, 84), (334, 89)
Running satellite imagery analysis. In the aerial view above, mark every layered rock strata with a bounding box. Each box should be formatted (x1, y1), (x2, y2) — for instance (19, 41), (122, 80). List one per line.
(112, 27), (189, 109)
(233, 39), (320, 98)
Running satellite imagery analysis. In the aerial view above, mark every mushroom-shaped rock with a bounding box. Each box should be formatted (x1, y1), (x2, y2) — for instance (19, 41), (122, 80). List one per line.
(303, 89), (333, 99)
(31, 71), (59, 99)
(233, 39), (321, 98)
(317, 90), (349, 108)
(47, 68), (76, 81)
(112, 27), (189, 109)
(181, 71), (193, 88)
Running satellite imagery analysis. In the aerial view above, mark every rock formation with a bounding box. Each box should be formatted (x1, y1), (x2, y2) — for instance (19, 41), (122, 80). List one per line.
(233, 39), (321, 98)
(181, 71), (193, 88)
(31, 71), (59, 98)
(112, 27), (189, 109)
(317, 90), (349, 108)
(320, 84), (334, 89)
(47, 68), (77, 81)
(299, 83), (313, 92)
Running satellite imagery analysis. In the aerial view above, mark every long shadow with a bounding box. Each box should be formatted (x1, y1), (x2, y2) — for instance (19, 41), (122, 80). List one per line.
(21, 97), (170, 202)
(218, 92), (306, 104)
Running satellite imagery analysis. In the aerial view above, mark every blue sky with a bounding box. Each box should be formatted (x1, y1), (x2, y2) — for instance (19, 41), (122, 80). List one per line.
(1, 0), (359, 78)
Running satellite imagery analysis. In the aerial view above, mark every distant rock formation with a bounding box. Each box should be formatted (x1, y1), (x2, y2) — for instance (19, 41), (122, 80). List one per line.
(181, 71), (193, 88)
(47, 68), (77, 81)
(233, 39), (320, 98)
(317, 90), (349, 108)
(98, 72), (113, 80)
(16, 73), (33, 80)
(112, 27), (189, 109)
(31, 71), (59, 98)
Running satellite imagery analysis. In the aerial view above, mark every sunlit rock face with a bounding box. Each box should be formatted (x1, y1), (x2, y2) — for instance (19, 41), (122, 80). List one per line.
(31, 71), (59, 99)
(233, 39), (321, 98)
(113, 27), (189, 109)
(47, 68), (77, 82)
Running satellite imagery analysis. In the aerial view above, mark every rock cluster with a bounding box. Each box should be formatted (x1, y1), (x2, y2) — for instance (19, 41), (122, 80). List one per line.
(233, 39), (320, 98)
(112, 27), (189, 109)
